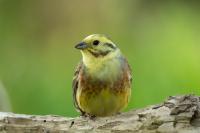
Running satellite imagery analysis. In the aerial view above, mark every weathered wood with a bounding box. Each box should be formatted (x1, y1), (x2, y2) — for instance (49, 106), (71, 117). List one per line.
(0, 95), (200, 133)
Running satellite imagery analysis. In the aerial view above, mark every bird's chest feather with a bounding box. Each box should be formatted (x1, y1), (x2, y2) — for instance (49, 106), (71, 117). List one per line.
(76, 58), (131, 116)
(80, 59), (123, 92)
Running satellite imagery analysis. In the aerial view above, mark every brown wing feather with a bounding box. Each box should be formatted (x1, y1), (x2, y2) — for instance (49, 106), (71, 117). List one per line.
(127, 60), (132, 84)
(121, 56), (132, 84)
(72, 61), (85, 114)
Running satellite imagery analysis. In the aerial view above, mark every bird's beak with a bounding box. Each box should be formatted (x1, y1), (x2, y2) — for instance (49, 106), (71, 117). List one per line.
(75, 42), (88, 50)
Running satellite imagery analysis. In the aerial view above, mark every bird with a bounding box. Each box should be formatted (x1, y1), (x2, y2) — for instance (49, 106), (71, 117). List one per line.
(73, 34), (132, 117)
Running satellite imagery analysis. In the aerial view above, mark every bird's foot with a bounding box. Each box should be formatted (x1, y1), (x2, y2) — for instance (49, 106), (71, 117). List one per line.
(116, 112), (121, 115)
(88, 114), (96, 120)
(80, 113), (96, 120)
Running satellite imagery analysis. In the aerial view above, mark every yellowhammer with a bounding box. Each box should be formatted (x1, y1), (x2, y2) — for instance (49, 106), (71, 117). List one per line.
(73, 34), (132, 117)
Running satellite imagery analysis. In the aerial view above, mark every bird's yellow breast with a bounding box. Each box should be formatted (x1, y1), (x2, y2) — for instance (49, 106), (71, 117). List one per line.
(77, 86), (131, 116)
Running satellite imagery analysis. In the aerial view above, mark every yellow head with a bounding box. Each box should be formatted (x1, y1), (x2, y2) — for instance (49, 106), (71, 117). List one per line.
(75, 34), (121, 68)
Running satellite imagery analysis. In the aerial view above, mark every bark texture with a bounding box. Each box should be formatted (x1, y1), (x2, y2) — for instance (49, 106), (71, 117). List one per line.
(0, 95), (200, 133)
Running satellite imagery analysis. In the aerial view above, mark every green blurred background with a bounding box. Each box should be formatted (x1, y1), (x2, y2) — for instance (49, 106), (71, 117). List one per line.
(0, 0), (200, 117)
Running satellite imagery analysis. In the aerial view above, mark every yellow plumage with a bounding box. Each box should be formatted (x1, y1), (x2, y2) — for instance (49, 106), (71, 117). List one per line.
(77, 87), (131, 116)
(73, 34), (132, 117)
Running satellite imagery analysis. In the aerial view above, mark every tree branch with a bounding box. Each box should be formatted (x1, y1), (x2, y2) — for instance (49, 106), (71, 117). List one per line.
(0, 95), (200, 132)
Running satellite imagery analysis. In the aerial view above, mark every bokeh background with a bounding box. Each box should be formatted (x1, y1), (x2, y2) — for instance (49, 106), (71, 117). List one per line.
(0, 0), (200, 117)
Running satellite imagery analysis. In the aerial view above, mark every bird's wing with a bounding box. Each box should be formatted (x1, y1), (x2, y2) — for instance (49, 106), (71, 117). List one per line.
(127, 61), (132, 83)
(72, 61), (85, 114)
(121, 56), (132, 84)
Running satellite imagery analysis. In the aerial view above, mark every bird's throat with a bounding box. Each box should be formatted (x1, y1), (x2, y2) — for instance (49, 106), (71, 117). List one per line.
(83, 58), (122, 81)
(82, 49), (120, 69)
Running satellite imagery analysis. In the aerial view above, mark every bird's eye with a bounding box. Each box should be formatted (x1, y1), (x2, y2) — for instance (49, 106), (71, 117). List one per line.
(93, 40), (100, 46)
